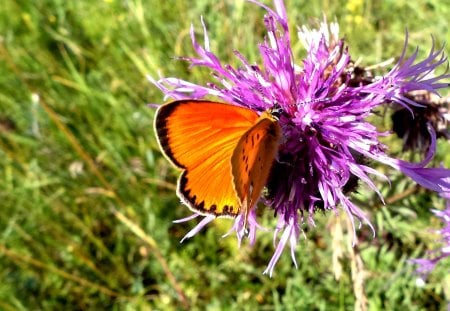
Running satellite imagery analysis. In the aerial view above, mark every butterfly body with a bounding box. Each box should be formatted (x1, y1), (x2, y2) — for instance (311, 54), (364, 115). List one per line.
(154, 100), (281, 223)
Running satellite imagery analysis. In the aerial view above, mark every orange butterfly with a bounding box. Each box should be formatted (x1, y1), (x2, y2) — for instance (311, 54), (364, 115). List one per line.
(154, 100), (281, 227)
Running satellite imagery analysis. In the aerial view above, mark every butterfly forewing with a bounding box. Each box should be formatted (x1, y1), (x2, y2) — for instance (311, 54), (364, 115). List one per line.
(154, 100), (260, 217)
(231, 111), (281, 220)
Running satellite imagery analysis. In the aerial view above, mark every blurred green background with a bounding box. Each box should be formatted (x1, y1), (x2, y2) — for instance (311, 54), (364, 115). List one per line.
(0, 0), (449, 310)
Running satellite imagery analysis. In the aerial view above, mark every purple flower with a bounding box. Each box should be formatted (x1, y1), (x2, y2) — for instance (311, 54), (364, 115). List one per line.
(410, 196), (450, 279)
(150, 0), (450, 276)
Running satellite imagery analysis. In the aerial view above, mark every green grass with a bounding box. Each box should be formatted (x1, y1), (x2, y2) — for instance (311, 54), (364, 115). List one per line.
(0, 0), (449, 309)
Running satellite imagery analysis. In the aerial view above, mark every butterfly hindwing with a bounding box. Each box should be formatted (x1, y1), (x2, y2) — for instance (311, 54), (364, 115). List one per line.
(154, 100), (260, 217)
(231, 111), (281, 221)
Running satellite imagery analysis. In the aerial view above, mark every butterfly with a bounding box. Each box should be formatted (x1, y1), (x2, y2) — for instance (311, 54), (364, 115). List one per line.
(154, 100), (281, 227)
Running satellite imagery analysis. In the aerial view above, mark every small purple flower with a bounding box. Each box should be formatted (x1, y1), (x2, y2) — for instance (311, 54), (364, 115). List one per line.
(410, 196), (450, 279)
(150, 0), (450, 275)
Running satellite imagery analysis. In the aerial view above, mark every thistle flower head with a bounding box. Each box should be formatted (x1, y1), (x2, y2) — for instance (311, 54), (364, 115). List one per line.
(391, 90), (450, 152)
(150, 0), (450, 275)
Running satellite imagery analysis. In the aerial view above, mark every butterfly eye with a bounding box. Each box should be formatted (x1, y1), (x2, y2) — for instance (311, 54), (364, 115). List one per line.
(269, 107), (283, 119)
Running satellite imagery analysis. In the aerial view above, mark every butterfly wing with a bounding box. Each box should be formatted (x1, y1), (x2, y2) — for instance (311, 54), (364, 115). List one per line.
(231, 111), (281, 222)
(154, 100), (260, 217)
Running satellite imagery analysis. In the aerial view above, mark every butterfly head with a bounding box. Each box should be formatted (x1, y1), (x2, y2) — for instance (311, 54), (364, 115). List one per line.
(268, 107), (283, 120)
